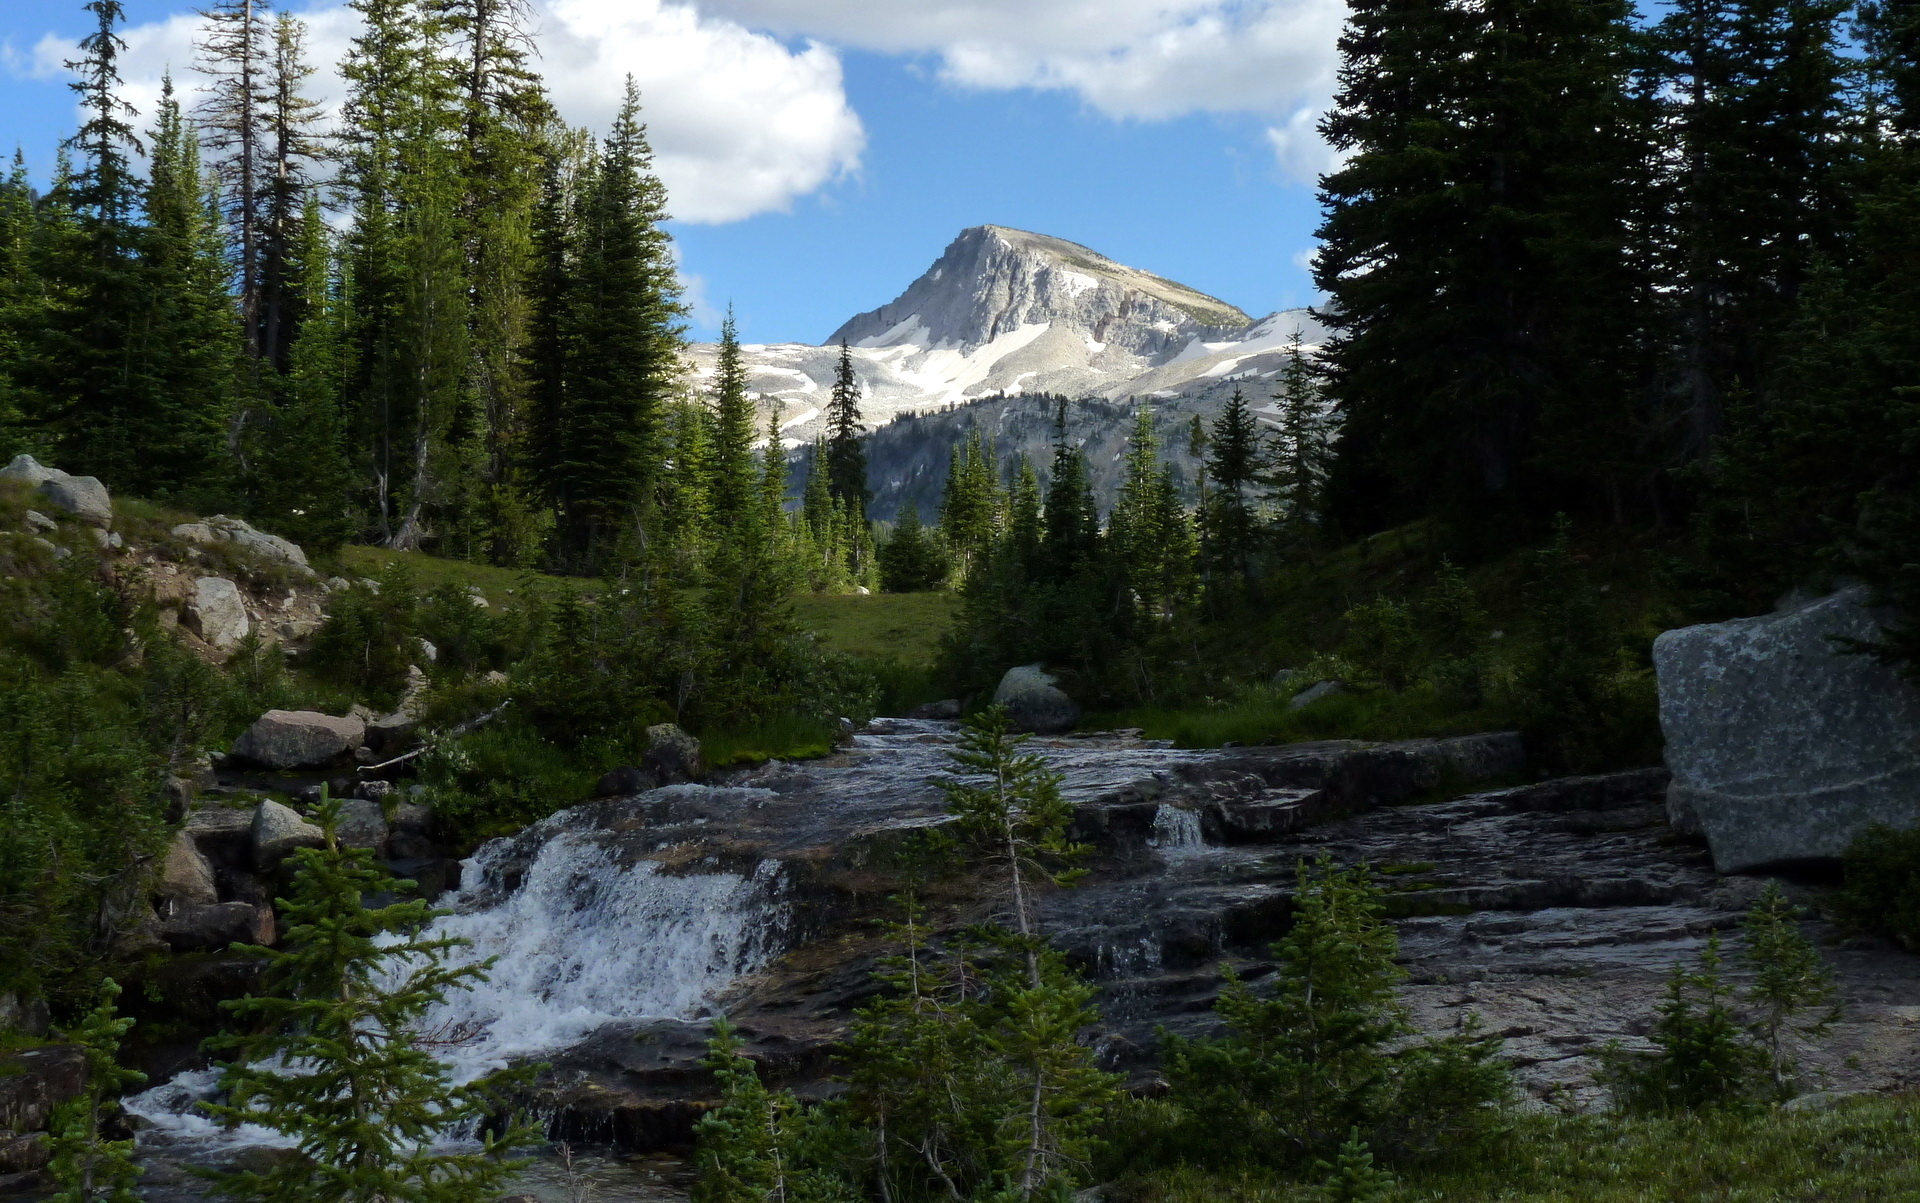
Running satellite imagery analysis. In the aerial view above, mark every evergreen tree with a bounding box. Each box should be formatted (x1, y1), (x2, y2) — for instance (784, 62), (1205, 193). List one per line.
(534, 79), (683, 571)
(706, 309), (758, 532)
(136, 77), (238, 498)
(46, 979), (144, 1203)
(878, 504), (947, 592)
(195, 0), (274, 362)
(1315, 0), (1654, 531)
(1740, 881), (1839, 1094)
(693, 1018), (857, 1203)
(1605, 933), (1766, 1111)
(824, 340), (870, 537)
(258, 11), (327, 371)
(939, 428), (1001, 581)
(1269, 330), (1333, 543)
(1201, 387), (1262, 594)
(208, 793), (535, 1203)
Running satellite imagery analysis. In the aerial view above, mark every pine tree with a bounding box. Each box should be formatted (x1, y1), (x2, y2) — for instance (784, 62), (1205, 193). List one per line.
(939, 428), (1001, 580)
(46, 979), (144, 1203)
(257, 11), (326, 370)
(137, 77), (238, 499)
(195, 0), (274, 362)
(878, 504), (947, 592)
(824, 340), (870, 534)
(1606, 933), (1766, 1111)
(535, 79), (683, 571)
(1740, 881), (1839, 1094)
(1311, 1130), (1396, 1203)
(1202, 387), (1262, 593)
(706, 309), (758, 532)
(1270, 330), (1332, 543)
(208, 793), (535, 1203)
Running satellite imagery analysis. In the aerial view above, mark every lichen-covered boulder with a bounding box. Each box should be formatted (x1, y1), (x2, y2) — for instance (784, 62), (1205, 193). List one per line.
(334, 798), (388, 852)
(231, 709), (366, 769)
(643, 724), (703, 784)
(251, 800), (325, 868)
(992, 664), (1081, 734)
(2, 455), (112, 527)
(208, 515), (312, 574)
(1653, 585), (1920, 872)
(189, 575), (251, 650)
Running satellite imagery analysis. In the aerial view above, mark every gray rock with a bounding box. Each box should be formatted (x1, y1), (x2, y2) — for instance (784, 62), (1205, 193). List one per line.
(22, 509), (53, 532)
(0, 1045), (86, 1133)
(184, 803), (256, 865)
(188, 575), (251, 650)
(906, 698), (963, 720)
(39, 474), (111, 527)
(171, 521), (216, 543)
(207, 515), (312, 574)
(366, 710), (418, 754)
(356, 778), (396, 805)
(231, 709), (367, 769)
(391, 801), (434, 833)
(251, 800), (325, 868)
(154, 831), (218, 906)
(0, 992), (49, 1037)
(1288, 679), (1347, 710)
(1653, 585), (1920, 872)
(993, 664), (1082, 733)
(0, 454), (62, 488)
(324, 576), (352, 593)
(1270, 667), (1304, 692)
(644, 724), (704, 784)
(335, 798), (388, 852)
(158, 900), (266, 951)
(0, 1133), (49, 1174)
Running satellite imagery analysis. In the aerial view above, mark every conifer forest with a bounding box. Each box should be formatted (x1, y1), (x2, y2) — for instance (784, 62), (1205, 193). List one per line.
(4, 0), (1920, 1199)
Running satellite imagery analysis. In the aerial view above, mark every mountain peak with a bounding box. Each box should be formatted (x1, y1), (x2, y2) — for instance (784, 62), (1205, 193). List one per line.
(827, 225), (1251, 357)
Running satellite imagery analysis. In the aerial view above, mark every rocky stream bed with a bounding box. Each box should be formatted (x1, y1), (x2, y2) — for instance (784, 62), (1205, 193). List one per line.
(54, 719), (1920, 1201)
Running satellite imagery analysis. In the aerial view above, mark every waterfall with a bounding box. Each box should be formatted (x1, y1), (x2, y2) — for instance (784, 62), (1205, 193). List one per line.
(1148, 803), (1204, 852)
(423, 830), (789, 1080)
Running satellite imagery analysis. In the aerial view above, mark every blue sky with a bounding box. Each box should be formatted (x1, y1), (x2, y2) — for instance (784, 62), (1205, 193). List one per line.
(1, 0), (1340, 344)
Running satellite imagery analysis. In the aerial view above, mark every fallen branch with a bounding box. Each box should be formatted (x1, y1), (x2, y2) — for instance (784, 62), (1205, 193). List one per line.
(357, 699), (511, 774)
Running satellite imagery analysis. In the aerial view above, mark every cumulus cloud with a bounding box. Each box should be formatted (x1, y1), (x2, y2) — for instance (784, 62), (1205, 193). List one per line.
(698, 0), (1345, 181)
(28, 0), (864, 224)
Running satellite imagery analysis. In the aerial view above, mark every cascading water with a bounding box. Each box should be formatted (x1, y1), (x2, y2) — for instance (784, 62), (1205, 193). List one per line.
(127, 788), (791, 1167)
(1148, 803), (1204, 853)
(424, 828), (788, 1080)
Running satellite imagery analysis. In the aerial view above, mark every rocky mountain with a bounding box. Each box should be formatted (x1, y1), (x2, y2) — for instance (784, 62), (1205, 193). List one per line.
(681, 225), (1326, 457)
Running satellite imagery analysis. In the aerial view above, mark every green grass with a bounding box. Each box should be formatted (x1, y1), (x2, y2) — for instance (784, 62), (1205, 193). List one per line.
(1116, 1096), (1920, 1201)
(1087, 685), (1504, 749)
(792, 590), (958, 664)
(700, 714), (842, 768)
(328, 544), (567, 606)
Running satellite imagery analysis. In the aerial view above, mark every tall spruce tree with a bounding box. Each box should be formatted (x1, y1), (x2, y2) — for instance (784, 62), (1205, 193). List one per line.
(824, 339), (870, 529)
(1316, 0), (1653, 532)
(534, 79), (683, 571)
(1202, 387), (1262, 593)
(258, 11), (326, 370)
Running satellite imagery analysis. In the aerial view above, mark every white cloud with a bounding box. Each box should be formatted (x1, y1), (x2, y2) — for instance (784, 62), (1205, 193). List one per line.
(697, 0), (1344, 180)
(29, 0), (864, 224)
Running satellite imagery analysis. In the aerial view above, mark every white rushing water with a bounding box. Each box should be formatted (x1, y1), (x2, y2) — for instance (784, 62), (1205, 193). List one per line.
(425, 829), (789, 1079)
(1148, 803), (1204, 853)
(129, 797), (790, 1150)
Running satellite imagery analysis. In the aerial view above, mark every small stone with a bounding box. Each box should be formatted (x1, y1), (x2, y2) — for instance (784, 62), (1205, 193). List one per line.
(107, 530), (122, 549)
(251, 800), (325, 869)
(23, 509), (54, 532)
(90, 527), (111, 549)
(188, 576), (251, 650)
(325, 576), (352, 593)
(417, 638), (438, 663)
(357, 778), (396, 805)
(643, 724), (703, 784)
(483, 669), (509, 686)
(231, 710), (367, 769)
(40, 475), (112, 527)
(155, 832), (218, 906)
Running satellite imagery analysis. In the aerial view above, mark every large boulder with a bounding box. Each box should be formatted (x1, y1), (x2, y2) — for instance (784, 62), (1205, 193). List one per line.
(1653, 585), (1920, 872)
(643, 724), (704, 784)
(1, 456), (111, 527)
(189, 576), (251, 650)
(0, 1045), (86, 1134)
(154, 831), (218, 906)
(231, 709), (366, 769)
(993, 664), (1082, 734)
(250, 800), (325, 868)
(334, 798), (388, 852)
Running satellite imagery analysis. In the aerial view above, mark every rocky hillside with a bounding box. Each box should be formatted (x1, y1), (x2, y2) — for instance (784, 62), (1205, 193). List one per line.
(681, 226), (1327, 457)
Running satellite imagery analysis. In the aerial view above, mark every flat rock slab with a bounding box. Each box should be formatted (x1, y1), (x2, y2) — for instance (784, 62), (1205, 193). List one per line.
(1654, 586), (1920, 871)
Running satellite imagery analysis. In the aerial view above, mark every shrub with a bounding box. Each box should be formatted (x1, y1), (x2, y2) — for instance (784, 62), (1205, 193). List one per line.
(1836, 822), (1920, 951)
(1602, 934), (1767, 1112)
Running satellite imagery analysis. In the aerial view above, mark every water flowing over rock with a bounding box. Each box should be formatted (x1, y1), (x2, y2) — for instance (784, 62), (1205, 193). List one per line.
(1655, 586), (1920, 871)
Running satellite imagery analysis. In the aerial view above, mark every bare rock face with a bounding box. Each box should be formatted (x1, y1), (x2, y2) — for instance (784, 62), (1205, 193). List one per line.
(1653, 586), (1920, 872)
(157, 901), (267, 952)
(155, 832), (218, 907)
(993, 664), (1081, 734)
(250, 800), (324, 868)
(231, 710), (366, 770)
(188, 576), (251, 650)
